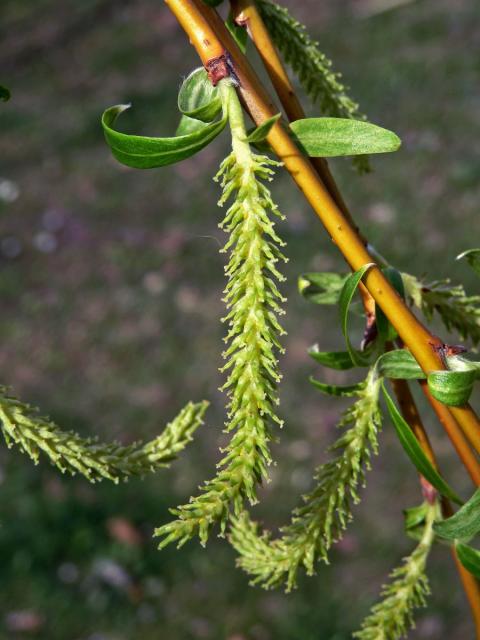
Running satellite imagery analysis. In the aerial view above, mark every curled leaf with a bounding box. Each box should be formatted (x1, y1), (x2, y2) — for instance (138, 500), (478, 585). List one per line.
(102, 103), (227, 169)
(403, 502), (430, 541)
(427, 369), (476, 407)
(298, 271), (348, 305)
(457, 248), (480, 278)
(178, 67), (222, 122)
(339, 264), (375, 366)
(374, 350), (425, 380)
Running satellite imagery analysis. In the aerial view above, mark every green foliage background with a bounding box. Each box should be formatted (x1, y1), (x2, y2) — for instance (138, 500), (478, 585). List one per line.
(0, 0), (479, 638)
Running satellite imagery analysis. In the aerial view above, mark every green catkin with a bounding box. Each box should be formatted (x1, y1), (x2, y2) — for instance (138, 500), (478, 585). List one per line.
(154, 80), (287, 548)
(353, 503), (437, 640)
(256, 0), (370, 173)
(0, 387), (208, 482)
(230, 368), (382, 591)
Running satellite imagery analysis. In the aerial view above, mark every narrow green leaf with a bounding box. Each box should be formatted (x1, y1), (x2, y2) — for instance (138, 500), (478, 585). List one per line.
(434, 489), (480, 541)
(177, 67), (222, 123)
(457, 249), (480, 277)
(403, 502), (429, 541)
(382, 384), (463, 505)
(339, 264), (375, 366)
(102, 103), (227, 169)
(175, 114), (211, 136)
(309, 377), (364, 397)
(0, 85), (10, 101)
(404, 503), (428, 530)
(225, 11), (248, 53)
(289, 117), (401, 157)
(456, 543), (480, 580)
(308, 345), (356, 370)
(427, 369), (476, 407)
(245, 113), (281, 143)
(375, 350), (425, 380)
(298, 271), (348, 305)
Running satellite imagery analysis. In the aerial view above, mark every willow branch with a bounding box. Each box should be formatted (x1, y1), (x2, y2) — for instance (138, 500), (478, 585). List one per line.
(164, 0), (480, 455)
(389, 377), (480, 635)
(164, 2), (480, 624)
(229, 0), (355, 233)
(237, 0), (480, 495)
(420, 381), (480, 486)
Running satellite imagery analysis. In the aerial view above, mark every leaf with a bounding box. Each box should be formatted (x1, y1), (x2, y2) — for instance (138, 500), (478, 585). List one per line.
(339, 264), (375, 366)
(434, 489), (480, 541)
(375, 350), (425, 380)
(403, 502), (429, 541)
(102, 103), (227, 169)
(382, 384), (463, 505)
(0, 85), (10, 101)
(447, 355), (480, 379)
(245, 113), (281, 143)
(427, 369), (476, 407)
(404, 503), (429, 531)
(309, 377), (364, 397)
(289, 117), (401, 157)
(177, 67), (222, 123)
(175, 114), (211, 136)
(225, 11), (248, 53)
(298, 271), (348, 305)
(376, 267), (405, 344)
(256, 0), (370, 173)
(457, 249), (480, 277)
(308, 345), (356, 370)
(456, 543), (480, 580)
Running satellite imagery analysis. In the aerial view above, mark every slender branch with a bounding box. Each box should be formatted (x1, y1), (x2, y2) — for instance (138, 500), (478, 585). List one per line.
(388, 378), (480, 635)
(164, 0), (480, 454)
(420, 381), (480, 486)
(389, 378), (436, 466)
(229, 0), (356, 233)
(454, 551), (480, 640)
(235, 0), (480, 489)
(164, 1), (480, 628)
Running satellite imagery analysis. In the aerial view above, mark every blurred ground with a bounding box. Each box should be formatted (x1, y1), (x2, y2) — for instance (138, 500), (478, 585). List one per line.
(0, 0), (479, 638)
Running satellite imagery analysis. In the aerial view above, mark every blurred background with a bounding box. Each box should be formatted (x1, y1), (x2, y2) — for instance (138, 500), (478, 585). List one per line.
(1, 0), (479, 638)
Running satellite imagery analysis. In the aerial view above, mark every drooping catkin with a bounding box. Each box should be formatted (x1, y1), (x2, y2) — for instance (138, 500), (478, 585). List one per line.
(155, 80), (287, 547)
(0, 388), (208, 482)
(230, 368), (382, 591)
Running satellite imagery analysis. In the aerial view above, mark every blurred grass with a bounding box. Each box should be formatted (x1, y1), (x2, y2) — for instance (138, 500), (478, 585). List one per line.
(0, 0), (478, 638)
